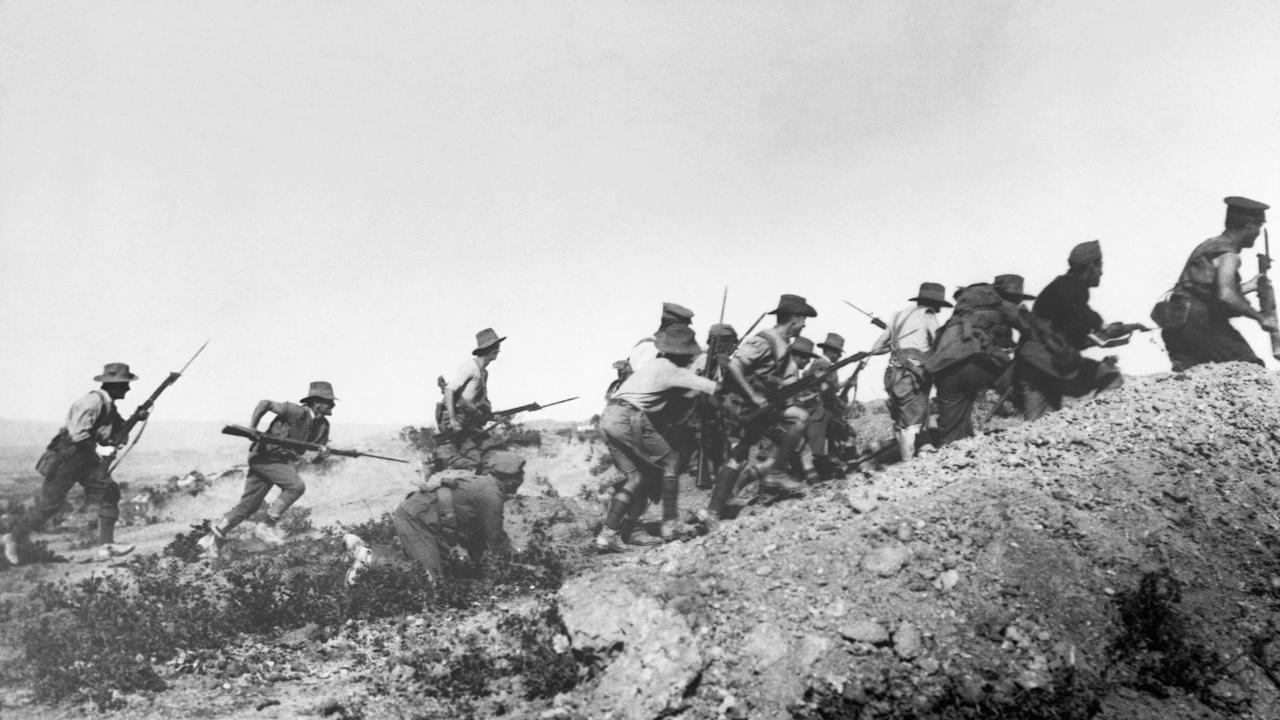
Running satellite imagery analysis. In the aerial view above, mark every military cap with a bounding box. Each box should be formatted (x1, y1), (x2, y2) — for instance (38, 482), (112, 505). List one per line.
(790, 336), (818, 357)
(993, 274), (1036, 301)
(908, 282), (953, 308)
(301, 380), (337, 403)
(655, 324), (702, 356)
(661, 302), (695, 323)
(1224, 196), (1268, 223)
(1068, 240), (1102, 268)
(487, 451), (526, 476)
(472, 328), (506, 355)
(768, 293), (818, 317)
(707, 323), (737, 339)
(817, 333), (845, 354)
(94, 362), (139, 383)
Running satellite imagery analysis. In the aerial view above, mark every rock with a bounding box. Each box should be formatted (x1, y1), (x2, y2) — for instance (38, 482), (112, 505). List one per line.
(862, 544), (910, 577)
(936, 569), (960, 591)
(558, 576), (704, 720)
(893, 622), (922, 659)
(741, 623), (789, 670)
(895, 523), (915, 543)
(846, 494), (878, 514)
(839, 620), (891, 645)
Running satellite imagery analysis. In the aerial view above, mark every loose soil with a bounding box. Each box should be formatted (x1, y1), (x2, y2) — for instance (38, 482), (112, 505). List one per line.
(3, 363), (1280, 719)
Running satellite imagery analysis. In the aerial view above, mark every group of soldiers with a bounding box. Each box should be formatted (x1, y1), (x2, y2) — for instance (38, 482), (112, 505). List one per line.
(2, 195), (1274, 583)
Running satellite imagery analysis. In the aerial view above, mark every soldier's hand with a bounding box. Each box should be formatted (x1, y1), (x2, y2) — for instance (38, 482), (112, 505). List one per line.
(94, 444), (118, 459)
(749, 392), (767, 407)
(450, 417), (464, 432)
(1261, 317), (1279, 334)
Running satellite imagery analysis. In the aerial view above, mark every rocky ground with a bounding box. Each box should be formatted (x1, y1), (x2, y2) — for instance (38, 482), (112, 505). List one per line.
(4, 362), (1280, 719)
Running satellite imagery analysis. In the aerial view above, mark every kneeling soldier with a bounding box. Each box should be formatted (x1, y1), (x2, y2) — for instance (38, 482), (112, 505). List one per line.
(595, 325), (719, 552)
(345, 452), (524, 584)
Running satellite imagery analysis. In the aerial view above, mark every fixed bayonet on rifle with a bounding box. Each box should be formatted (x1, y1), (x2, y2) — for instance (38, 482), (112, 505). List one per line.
(1259, 228), (1280, 359)
(842, 300), (888, 329)
(741, 350), (870, 424)
(221, 424), (409, 463)
(435, 395), (579, 444)
(108, 341), (209, 472)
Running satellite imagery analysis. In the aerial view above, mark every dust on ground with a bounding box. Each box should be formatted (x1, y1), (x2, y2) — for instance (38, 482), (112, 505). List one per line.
(4, 363), (1280, 719)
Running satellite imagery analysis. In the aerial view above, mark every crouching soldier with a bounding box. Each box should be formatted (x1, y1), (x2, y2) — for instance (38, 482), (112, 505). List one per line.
(344, 451), (525, 584)
(12, 363), (145, 562)
(595, 325), (719, 552)
(198, 381), (335, 558)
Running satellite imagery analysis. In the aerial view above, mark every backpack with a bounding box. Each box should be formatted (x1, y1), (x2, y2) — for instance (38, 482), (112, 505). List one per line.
(924, 284), (1006, 375)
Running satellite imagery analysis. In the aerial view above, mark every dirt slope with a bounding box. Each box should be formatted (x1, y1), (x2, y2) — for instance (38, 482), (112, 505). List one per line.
(551, 363), (1280, 719)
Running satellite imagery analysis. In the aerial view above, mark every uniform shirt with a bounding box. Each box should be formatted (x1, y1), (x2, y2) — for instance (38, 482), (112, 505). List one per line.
(447, 358), (489, 406)
(732, 326), (798, 388)
(64, 389), (122, 444)
(252, 401), (330, 462)
(802, 356), (842, 399)
(628, 337), (659, 372)
(1033, 274), (1103, 350)
(443, 474), (510, 558)
(870, 305), (940, 368)
(612, 357), (717, 414)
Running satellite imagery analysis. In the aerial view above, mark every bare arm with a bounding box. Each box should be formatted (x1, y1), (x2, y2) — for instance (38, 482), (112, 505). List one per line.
(249, 400), (284, 430)
(1215, 253), (1264, 321)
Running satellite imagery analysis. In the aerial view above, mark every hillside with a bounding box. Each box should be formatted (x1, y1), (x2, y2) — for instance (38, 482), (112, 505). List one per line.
(3, 363), (1280, 719)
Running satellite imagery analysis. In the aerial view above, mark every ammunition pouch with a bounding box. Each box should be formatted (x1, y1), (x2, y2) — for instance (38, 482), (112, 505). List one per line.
(1151, 291), (1191, 330)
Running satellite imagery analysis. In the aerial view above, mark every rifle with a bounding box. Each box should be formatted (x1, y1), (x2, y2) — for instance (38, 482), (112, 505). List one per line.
(842, 300), (888, 330)
(108, 341), (209, 472)
(741, 351), (870, 424)
(435, 395), (579, 444)
(221, 424), (409, 463)
(1259, 229), (1280, 360)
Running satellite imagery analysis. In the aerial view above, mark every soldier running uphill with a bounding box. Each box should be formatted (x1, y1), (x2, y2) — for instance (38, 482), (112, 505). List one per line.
(595, 325), (719, 552)
(1159, 196), (1276, 370)
(198, 381), (335, 558)
(1018, 240), (1125, 420)
(869, 282), (951, 460)
(344, 452), (524, 585)
(11, 363), (145, 563)
(928, 276), (1034, 445)
(700, 293), (816, 530)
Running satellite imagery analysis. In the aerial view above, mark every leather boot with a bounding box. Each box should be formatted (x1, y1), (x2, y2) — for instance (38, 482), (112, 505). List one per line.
(759, 470), (805, 496)
(707, 464), (742, 518)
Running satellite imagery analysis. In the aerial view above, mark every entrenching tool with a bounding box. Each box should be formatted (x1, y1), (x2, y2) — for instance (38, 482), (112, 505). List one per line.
(109, 340), (210, 473)
(221, 424), (410, 463)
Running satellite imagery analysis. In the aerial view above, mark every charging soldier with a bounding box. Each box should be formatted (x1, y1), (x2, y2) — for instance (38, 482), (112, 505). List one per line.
(15, 363), (144, 562)
(198, 381), (335, 557)
(701, 294), (816, 529)
(870, 282), (950, 459)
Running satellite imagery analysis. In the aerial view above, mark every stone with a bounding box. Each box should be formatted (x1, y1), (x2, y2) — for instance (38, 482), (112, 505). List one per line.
(839, 620), (890, 646)
(558, 576), (704, 720)
(847, 494), (878, 514)
(862, 544), (910, 577)
(893, 622), (922, 659)
(741, 623), (789, 671)
(936, 569), (960, 591)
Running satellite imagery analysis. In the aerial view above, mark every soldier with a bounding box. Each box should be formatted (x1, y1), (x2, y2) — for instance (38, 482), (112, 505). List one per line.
(869, 282), (951, 459)
(345, 452), (524, 584)
(1161, 196), (1276, 370)
(595, 325), (719, 552)
(443, 328), (505, 434)
(1018, 240), (1125, 420)
(13, 363), (144, 562)
(198, 381), (335, 557)
(605, 359), (631, 400)
(629, 302), (695, 371)
(692, 323), (739, 488)
(701, 293), (816, 529)
(928, 276), (1034, 445)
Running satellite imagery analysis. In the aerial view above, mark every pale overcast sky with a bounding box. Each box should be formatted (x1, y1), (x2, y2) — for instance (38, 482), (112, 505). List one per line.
(2, 1), (1278, 425)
